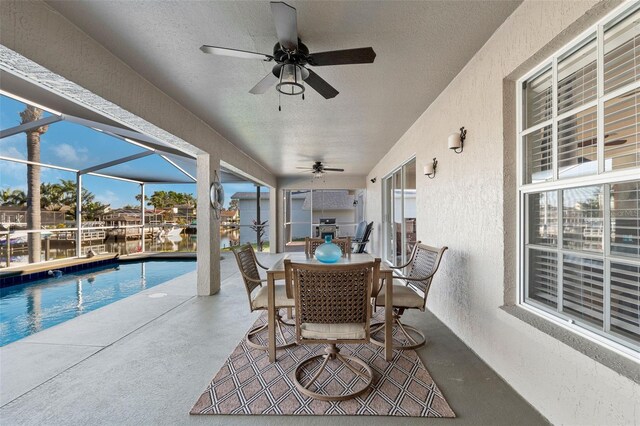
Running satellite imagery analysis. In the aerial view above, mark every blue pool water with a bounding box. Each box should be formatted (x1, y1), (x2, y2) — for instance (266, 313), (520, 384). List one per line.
(0, 260), (196, 346)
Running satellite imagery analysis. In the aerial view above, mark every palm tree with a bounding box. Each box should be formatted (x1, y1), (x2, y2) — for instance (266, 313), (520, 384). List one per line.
(20, 106), (48, 263)
(56, 179), (98, 221)
(40, 182), (64, 210)
(1, 189), (27, 206)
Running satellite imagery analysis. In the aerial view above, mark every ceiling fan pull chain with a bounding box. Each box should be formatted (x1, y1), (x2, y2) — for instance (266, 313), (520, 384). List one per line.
(278, 93), (282, 112)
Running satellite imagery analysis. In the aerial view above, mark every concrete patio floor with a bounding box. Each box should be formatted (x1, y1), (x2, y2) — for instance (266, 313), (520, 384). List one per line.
(0, 254), (549, 425)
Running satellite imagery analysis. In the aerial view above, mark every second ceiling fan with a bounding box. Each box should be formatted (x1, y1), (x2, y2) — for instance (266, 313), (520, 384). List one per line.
(200, 2), (376, 100)
(297, 161), (345, 177)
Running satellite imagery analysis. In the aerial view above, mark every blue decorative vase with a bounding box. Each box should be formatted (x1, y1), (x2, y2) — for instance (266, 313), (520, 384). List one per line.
(315, 235), (342, 263)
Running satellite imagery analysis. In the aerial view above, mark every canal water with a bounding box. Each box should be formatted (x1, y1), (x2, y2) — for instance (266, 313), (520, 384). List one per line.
(2, 228), (241, 267)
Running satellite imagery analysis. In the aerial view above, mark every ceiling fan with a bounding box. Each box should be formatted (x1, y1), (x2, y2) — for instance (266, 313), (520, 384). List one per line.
(199, 2), (376, 100)
(297, 161), (345, 177)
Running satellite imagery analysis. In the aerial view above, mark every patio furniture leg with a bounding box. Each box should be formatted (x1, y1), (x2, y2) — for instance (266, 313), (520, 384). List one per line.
(384, 273), (393, 361)
(293, 344), (373, 402)
(267, 274), (276, 362)
(246, 310), (296, 350)
(370, 311), (427, 350)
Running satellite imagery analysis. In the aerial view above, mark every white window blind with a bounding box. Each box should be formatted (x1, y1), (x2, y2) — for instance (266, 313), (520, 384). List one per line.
(558, 36), (597, 114)
(611, 181), (640, 257)
(557, 107), (598, 179)
(604, 8), (640, 93)
(523, 68), (552, 129)
(562, 255), (605, 327)
(528, 249), (558, 309)
(524, 126), (553, 184)
(520, 4), (640, 352)
(610, 262), (640, 344)
(604, 88), (640, 171)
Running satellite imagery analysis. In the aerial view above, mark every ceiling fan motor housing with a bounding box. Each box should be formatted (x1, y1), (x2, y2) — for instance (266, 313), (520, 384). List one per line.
(273, 40), (309, 63)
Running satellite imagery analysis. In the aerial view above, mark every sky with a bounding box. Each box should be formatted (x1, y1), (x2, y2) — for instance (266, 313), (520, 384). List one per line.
(0, 95), (267, 209)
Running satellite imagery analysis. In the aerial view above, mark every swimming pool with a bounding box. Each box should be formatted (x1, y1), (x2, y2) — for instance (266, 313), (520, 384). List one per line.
(0, 259), (196, 346)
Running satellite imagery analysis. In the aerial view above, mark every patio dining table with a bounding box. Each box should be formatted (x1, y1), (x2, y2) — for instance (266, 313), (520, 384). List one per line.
(266, 253), (394, 363)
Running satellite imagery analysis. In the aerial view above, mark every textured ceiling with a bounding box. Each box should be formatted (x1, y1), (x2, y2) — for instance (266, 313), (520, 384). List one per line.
(46, 0), (521, 177)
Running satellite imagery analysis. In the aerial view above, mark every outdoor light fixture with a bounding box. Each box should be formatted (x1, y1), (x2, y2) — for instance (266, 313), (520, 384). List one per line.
(276, 63), (308, 96)
(424, 158), (437, 179)
(448, 127), (467, 154)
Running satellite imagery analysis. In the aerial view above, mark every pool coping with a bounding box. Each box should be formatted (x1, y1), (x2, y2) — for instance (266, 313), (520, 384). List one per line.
(0, 252), (197, 288)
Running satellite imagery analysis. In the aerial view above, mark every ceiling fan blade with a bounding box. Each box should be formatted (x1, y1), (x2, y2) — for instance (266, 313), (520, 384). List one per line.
(270, 2), (298, 51)
(322, 168), (344, 172)
(200, 45), (273, 61)
(304, 69), (339, 99)
(249, 72), (279, 94)
(308, 47), (376, 66)
(296, 167), (314, 170)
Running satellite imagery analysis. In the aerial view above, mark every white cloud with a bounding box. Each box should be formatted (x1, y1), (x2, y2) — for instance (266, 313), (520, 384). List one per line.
(0, 160), (27, 189)
(54, 143), (88, 165)
(0, 134), (26, 160)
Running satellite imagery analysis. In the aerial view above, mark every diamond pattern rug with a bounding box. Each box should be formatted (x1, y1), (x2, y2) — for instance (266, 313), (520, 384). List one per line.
(190, 310), (455, 417)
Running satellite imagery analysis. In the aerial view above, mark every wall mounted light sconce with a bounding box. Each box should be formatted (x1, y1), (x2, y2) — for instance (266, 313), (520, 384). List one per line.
(424, 158), (437, 179)
(448, 126), (467, 154)
(370, 177), (377, 183)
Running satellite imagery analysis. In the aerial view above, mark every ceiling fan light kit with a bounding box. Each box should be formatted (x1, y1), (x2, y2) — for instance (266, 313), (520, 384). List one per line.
(200, 1), (376, 108)
(277, 63), (307, 96)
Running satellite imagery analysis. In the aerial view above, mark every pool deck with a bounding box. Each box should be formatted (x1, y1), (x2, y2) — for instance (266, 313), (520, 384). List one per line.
(0, 254), (547, 425)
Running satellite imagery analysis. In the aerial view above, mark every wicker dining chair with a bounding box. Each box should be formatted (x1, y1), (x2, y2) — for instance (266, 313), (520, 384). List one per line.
(371, 242), (447, 350)
(285, 258), (380, 401)
(232, 244), (295, 350)
(304, 237), (352, 257)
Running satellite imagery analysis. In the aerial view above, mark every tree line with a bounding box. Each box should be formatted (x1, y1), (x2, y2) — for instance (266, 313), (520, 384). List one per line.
(1, 179), (107, 220)
(1, 182), (196, 221)
(134, 190), (196, 210)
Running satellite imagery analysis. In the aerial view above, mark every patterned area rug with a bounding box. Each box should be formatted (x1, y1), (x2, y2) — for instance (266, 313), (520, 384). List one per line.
(191, 311), (455, 417)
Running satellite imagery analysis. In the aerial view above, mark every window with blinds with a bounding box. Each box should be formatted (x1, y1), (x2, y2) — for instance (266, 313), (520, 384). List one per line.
(519, 3), (640, 352)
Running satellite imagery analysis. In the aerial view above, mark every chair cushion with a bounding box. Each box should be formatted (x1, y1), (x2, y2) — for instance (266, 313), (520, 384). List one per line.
(300, 322), (367, 340)
(251, 285), (295, 309)
(375, 279), (424, 308)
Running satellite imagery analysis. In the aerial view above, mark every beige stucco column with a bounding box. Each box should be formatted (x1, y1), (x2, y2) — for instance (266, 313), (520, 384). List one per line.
(197, 153), (221, 295)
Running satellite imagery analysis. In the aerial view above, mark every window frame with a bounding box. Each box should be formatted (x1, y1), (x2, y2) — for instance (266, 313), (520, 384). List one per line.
(516, 1), (640, 358)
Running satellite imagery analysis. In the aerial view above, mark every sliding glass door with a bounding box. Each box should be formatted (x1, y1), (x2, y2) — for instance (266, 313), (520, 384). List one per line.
(383, 158), (416, 265)
(283, 189), (365, 251)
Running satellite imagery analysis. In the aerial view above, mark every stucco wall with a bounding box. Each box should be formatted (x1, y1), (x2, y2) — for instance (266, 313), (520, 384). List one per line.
(365, 1), (638, 424)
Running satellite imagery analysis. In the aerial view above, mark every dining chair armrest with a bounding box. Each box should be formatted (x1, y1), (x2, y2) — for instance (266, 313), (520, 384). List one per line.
(395, 272), (435, 283)
(239, 271), (266, 285)
(404, 275), (432, 282)
(255, 258), (270, 271)
(389, 262), (411, 270)
(370, 274), (390, 298)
